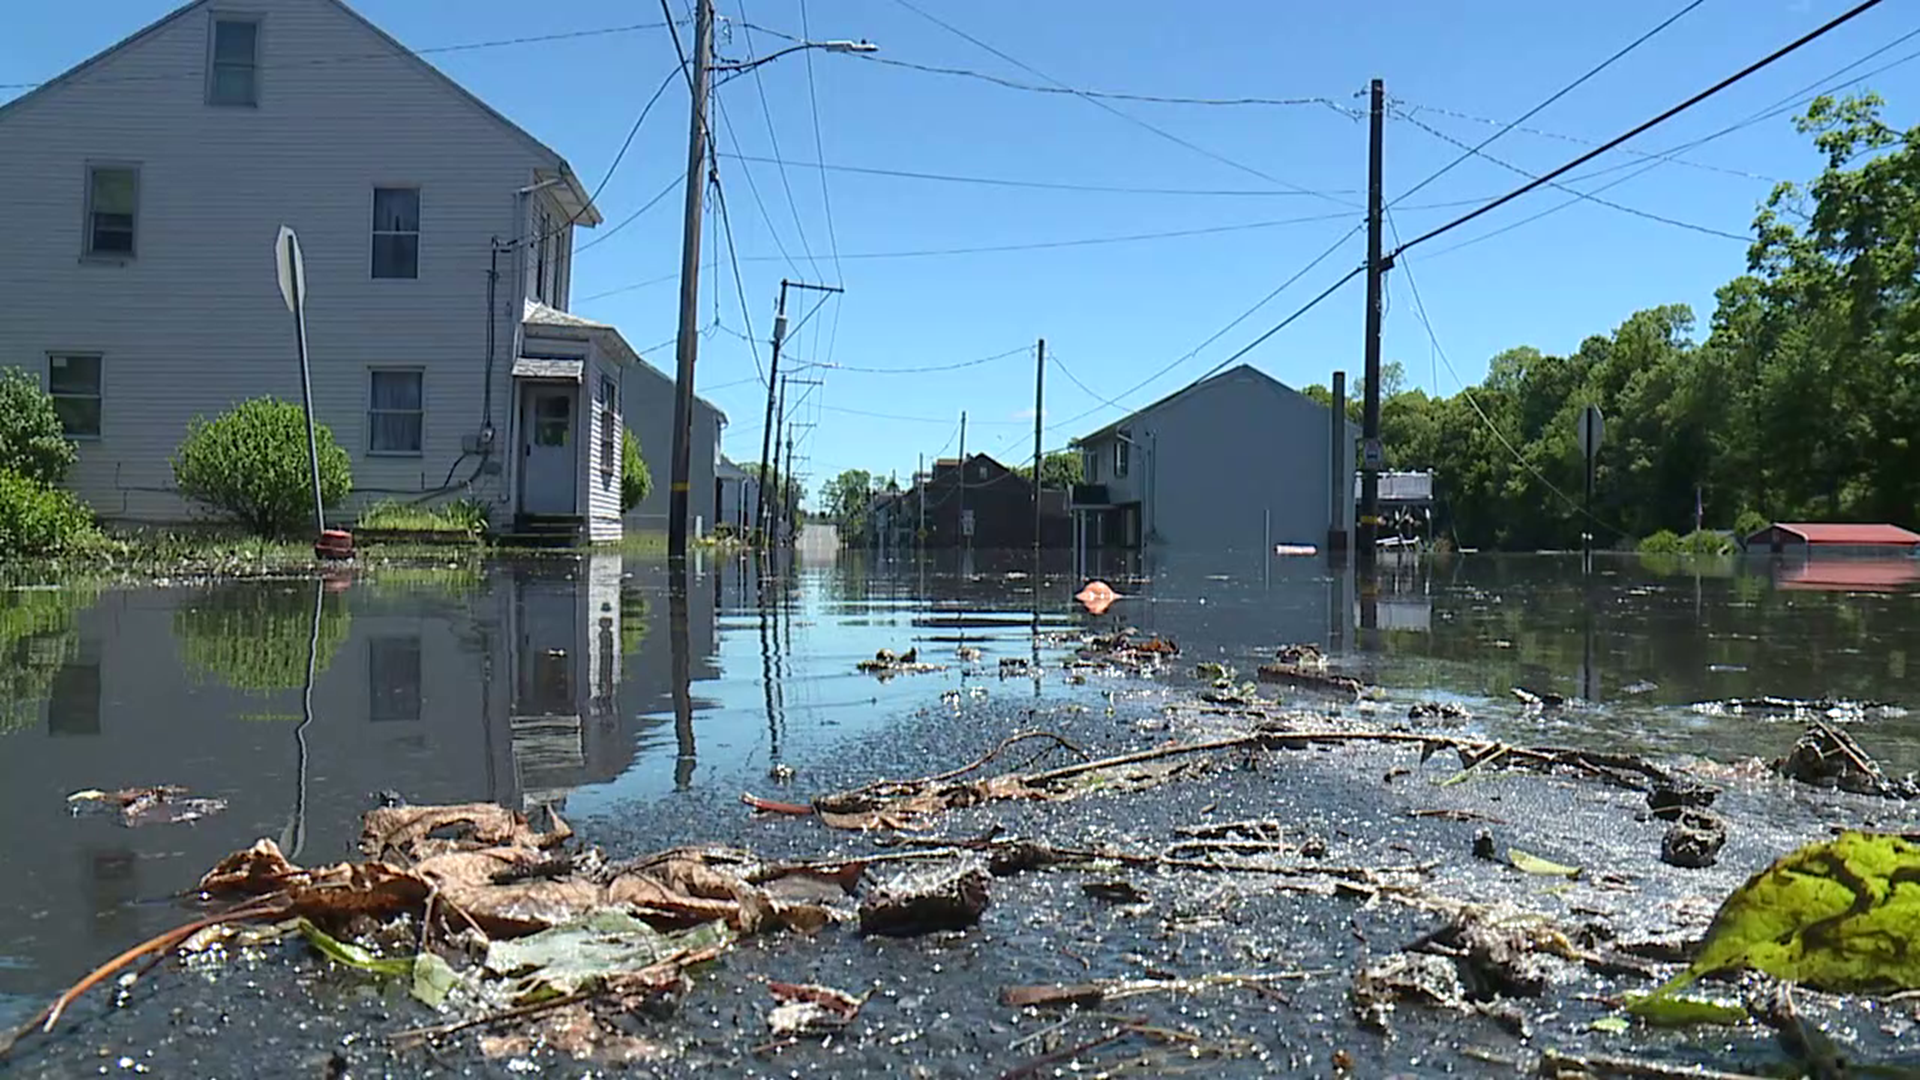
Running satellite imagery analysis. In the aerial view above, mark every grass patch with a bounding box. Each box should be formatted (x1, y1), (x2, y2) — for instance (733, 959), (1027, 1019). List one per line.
(356, 498), (488, 535)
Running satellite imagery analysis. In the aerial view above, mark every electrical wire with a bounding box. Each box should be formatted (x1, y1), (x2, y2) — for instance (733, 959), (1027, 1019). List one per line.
(575, 174), (683, 254)
(797, 0), (847, 373)
(577, 272), (679, 304)
(1392, 111), (1749, 242)
(820, 403), (1025, 424)
(508, 64), (683, 255)
(714, 153), (1349, 198)
(1391, 0), (1710, 206)
(884, 0), (1353, 207)
(1390, 0), (1888, 258)
(714, 94), (804, 276)
(736, 10), (826, 283)
(803, 344), (1033, 375)
(710, 169), (770, 387)
(1391, 100), (1787, 184)
(736, 212), (1355, 261)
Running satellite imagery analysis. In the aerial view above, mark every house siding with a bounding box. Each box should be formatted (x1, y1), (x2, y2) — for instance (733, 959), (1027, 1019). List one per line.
(585, 353), (623, 543)
(620, 359), (721, 539)
(0, 0), (572, 522)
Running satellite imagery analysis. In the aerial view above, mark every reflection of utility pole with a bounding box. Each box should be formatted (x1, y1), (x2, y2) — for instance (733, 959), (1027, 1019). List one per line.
(1032, 339), (1045, 554)
(669, 579), (695, 790)
(278, 576), (324, 862)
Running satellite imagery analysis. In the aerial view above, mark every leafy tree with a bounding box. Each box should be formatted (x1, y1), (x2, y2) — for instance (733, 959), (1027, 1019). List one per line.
(1015, 450), (1084, 489)
(0, 368), (78, 485)
(172, 398), (351, 537)
(621, 427), (652, 513)
(819, 468), (875, 539)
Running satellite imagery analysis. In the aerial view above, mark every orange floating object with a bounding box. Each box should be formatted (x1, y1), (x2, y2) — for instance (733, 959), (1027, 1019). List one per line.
(1075, 580), (1117, 616)
(314, 529), (355, 561)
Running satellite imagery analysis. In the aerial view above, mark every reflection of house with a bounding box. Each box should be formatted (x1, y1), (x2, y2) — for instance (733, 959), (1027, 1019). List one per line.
(1069, 365), (1341, 552)
(1353, 470), (1435, 546)
(0, 0), (696, 538)
(506, 556), (623, 808)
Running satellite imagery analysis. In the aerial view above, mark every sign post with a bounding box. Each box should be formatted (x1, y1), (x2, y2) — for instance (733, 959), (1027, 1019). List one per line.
(1575, 404), (1605, 560)
(277, 226), (350, 558)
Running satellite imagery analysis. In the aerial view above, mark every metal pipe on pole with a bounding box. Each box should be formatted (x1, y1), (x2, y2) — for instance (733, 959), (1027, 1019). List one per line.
(1357, 77), (1387, 575)
(666, 0), (714, 564)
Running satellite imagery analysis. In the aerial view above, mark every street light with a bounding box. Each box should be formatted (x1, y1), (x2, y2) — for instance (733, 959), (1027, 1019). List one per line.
(665, 0), (876, 565)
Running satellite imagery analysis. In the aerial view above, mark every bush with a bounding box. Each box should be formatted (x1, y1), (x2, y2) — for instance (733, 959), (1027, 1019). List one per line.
(1734, 509), (1769, 539)
(0, 367), (78, 485)
(0, 469), (98, 557)
(1639, 529), (1682, 555)
(621, 427), (652, 513)
(1678, 529), (1734, 556)
(173, 398), (351, 537)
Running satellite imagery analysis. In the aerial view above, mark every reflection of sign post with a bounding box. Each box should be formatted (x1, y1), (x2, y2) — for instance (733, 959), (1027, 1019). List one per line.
(961, 509), (975, 538)
(274, 225), (325, 535)
(1575, 404), (1604, 558)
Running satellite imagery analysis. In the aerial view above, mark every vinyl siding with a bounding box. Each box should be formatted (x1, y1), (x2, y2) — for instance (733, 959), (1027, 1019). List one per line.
(0, 0), (570, 521)
(620, 357), (721, 539)
(586, 354), (622, 542)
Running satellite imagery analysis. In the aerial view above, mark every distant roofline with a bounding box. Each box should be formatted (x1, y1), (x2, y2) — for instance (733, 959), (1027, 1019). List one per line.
(1071, 364), (1305, 446)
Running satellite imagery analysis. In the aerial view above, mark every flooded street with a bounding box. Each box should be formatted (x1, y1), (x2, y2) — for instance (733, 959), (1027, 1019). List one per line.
(3, 543), (1918, 1060)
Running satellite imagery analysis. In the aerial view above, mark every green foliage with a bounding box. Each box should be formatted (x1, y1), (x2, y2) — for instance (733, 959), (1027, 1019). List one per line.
(0, 583), (98, 733)
(1734, 509), (1770, 539)
(357, 498), (486, 535)
(620, 586), (650, 656)
(1638, 530), (1682, 555)
(0, 368), (78, 485)
(172, 398), (352, 537)
(174, 581), (351, 694)
(621, 428), (652, 513)
(819, 468), (874, 539)
(1015, 450), (1084, 489)
(1679, 529), (1734, 556)
(0, 470), (100, 557)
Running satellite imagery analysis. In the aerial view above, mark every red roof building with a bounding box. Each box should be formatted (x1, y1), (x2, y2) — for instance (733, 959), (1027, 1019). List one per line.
(1747, 522), (1920, 550)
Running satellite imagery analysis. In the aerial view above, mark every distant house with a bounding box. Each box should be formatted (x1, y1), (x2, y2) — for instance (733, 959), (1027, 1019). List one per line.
(713, 458), (759, 537)
(1069, 364), (1343, 552)
(0, 0), (720, 542)
(877, 454), (1067, 549)
(1745, 522), (1920, 554)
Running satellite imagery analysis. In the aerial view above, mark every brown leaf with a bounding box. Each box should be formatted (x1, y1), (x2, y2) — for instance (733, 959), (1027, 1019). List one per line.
(767, 981), (863, 1037)
(605, 872), (742, 926)
(1001, 983), (1107, 1009)
(769, 981), (862, 1019)
(200, 839), (306, 897)
(413, 849), (542, 890)
(360, 803), (529, 859)
(442, 878), (605, 938)
(477, 1004), (667, 1064)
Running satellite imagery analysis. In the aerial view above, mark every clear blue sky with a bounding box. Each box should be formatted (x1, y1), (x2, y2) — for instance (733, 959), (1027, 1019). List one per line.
(7, 0), (1917, 502)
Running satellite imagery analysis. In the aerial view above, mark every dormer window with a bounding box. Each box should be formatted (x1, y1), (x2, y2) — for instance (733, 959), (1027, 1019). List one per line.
(208, 17), (259, 106)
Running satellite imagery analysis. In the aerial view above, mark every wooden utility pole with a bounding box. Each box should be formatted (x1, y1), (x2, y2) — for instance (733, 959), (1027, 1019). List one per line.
(1357, 77), (1387, 575)
(917, 452), (925, 547)
(1032, 339), (1045, 552)
(957, 411), (968, 550)
(769, 374), (788, 542)
(755, 282), (789, 543)
(784, 432), (795, 542)
(666, 0), (714, 563)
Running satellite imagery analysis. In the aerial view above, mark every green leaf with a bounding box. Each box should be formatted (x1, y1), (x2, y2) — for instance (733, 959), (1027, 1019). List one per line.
(483, 911), (731, 1004)
(298, 917), (414, 979)
(1589, 1016), (1630, 1035)
(1508, 848), (1582, 879)
(410, 953), (459, 1009)
(1625, 993), (1748, 1026)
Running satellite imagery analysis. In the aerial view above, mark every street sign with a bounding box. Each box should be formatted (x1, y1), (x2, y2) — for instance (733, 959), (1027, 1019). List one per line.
(1360, 438), (1384, 471)
(1575, 404), (1605, 461)
(961, 509), (976, 537)
(274, 225), (327, 537)
(274, 226), (306, 314)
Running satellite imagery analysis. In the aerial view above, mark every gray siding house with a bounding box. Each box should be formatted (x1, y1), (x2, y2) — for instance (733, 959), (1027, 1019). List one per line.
(0, 0), (720, 542)
(1069, 364), (1343, 553)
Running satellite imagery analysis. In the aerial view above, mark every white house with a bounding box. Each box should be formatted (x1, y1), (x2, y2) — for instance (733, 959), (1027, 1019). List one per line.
(0, 0), (720, 542)
(713, 457), (759, 538)
(1068, 364), (1346, 553)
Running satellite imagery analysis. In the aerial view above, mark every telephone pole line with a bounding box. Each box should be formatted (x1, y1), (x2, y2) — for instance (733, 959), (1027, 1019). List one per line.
(957, 411), (968, 551)
(1032, 339), (1045, 553)
(665, 0), (714, 564)
(754, 279), (841, 544)
(1357, 77), (1387, 574)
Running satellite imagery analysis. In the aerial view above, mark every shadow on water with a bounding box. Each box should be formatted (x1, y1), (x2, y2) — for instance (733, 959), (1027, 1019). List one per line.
(3, 541), (1920, 1027)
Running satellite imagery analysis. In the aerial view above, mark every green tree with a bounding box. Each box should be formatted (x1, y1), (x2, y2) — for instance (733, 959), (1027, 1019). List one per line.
(819, 468), (875, 539)
(1014, 450), (1084, 489)
(172, 398), (351, 537)
(620, 427), (652, 513)
(0, 368), (78, 485)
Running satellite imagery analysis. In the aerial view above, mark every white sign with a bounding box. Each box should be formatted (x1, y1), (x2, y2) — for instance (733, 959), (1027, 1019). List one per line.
(1575, 404), (1605, 461)
(1360, 438), (1384, 471)
(274, 225), (306, 314)
(961, 509), (975, 537)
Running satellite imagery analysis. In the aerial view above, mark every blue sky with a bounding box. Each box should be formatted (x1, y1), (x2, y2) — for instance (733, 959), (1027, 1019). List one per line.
(7, 0), (1917, 500)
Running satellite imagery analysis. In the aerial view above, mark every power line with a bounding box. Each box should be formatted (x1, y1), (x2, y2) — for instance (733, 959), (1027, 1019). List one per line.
(1424, 27), (1920, 260)
(818, 403), (1025, 424)
(1390, 0), (1887, 258)
(736, 10), (825, 282)
(884, 0), (1352, 206)
(714, 94), (804, 276)
(1392, 100), (1786, 184)
(805, 344), (1033, 375)
(709, 170), (770, 387)
(715, 153), (1351, 197)
(1391, 0), (1710, 206)
(0, 20), (677, 92)
(1392, 111), (1749, 242)
(854, 54), (1360, 114)
(736, 211), (1354, 261)
(577, 271), (679, 304)
(798, 0), (848, 368)
(508, 64), (682, 255)
(575, 174), (683, 254)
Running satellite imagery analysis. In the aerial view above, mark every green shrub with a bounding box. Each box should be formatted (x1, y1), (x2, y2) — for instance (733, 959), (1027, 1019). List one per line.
(0, 469), (99, 556)
(174, 581), (351, 693)
(446, 497), (491, 533)
(172, 398), (351, 537)
(621, 427), (652, 513)
(1734, 509), (1769, 539)
(1639, 529), (1683, 555)
(0, 367), (78, 485)
(1678, 529), (1734, 556)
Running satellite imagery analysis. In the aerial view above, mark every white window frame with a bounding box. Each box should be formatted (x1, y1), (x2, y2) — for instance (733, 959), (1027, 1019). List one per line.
(1081, 446), (1098, 484)
(367, 367), (424, 456)
(82, 163), (139, 261)
(47, 353), (103, 441)
(370, 186), (420, 280)
(1114, 436), (1130, 479)
(205, 13), (261, 107)
(535, 208), (552, 303)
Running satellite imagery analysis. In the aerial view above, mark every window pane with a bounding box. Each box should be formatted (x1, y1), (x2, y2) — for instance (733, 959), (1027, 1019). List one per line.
(210, 64), (255, 105)
(213, 20), (257, 63)
(370, 370), (422, 410)
(90, 169), (135, 215)
(370, 412), (422, 453)
(372, 188), (419, 233)
(53, 398), (101, 439)
(49, 356), (101, 395)
(371, 234), (417, 279)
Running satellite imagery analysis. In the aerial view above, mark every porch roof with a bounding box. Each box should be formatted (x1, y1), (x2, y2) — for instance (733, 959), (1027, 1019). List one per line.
(524, 300), (640, 368)
(511, 357), (584, 382)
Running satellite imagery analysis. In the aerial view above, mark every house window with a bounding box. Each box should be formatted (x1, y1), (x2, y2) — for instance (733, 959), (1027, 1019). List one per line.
(598, 376), (618, 482)
(48, 355), (102, 438)
(1114, 438), (1130, 479)
(534, 395), (570, 447)
(207, 17), (259, 106)
(535, 209), (552, 303)
(1081, 447), (1098, 483)
(368, 636), (422, 722)
(371, 187), (419, 279)
(85, 166), (137, 257)
(368, 369), (423, 454)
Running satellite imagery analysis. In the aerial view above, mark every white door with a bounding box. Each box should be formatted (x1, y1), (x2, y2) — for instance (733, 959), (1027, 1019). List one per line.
(522, 387), (576, 514)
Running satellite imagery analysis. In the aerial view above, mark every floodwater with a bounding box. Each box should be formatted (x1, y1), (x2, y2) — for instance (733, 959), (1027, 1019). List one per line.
(2, 541), (1917, 1031)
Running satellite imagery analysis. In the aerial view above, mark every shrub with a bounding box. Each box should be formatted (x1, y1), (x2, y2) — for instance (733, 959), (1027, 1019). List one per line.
(1638, 529), (1682, 555)
(1734, 509), (1769, 539)
(0, 367), (78, 485)
(174, 581), (351, 693)
(446, 497), (491, 533)
(0, 469), (99, 556)
(172, 398), (351, 537)
(1678, 529), (1734, 556)
(621, 427), (652, 513)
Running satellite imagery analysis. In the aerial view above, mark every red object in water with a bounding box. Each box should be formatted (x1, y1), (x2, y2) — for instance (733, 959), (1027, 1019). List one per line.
(1753, 522), (1920, 547)
(1075, 580), (1117, 616)
(314, 529), (355, 561)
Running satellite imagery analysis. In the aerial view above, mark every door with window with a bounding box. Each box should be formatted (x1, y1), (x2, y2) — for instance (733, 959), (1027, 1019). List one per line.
(521, 387), (576, 514)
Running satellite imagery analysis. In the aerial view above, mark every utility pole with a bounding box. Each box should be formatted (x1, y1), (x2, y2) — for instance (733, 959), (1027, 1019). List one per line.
(753, 279), (841, 544)
(1356, 77), (1387, 575)
(1032, 339), (1045, 553)
(769, 374), (788, 543)
(784, 432), (796, 543)
(956, 411), (968, 549)
(666, 0), (714, 564)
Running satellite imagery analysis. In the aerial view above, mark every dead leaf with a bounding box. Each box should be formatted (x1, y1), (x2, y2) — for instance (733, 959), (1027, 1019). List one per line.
(478, 1004), (666, 1063)
(767, 981), (863, 1037)
(443, 878), (605, 938)
(360, 803), (568, 859)
(1002, 983), (1108, 1008)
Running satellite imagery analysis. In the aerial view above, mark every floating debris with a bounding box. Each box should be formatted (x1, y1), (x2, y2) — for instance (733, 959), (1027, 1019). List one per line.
(1692, 696), (1907, 722)
(855, 647), (943, 679)
(858, 859), (991, 936)
(766, 981), (864, 1039)
(1773, 722), (1920, 799)
(67, 786), (228, 828)
(1408, 701), (1472, 723)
